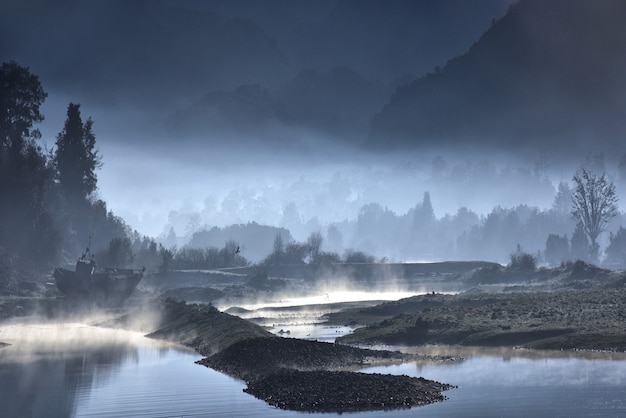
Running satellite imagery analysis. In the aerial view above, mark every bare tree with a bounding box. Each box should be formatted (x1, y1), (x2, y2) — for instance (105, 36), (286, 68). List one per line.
(306, 231), (323, 263)
(571, 169), (618, 260)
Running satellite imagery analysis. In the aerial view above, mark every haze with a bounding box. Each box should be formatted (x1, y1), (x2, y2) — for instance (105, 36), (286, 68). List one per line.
(3, 0), (626, 264)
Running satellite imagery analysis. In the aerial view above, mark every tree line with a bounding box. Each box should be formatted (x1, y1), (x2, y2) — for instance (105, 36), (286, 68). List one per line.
(2, 60), (624, 295)
(0, 61), (168, 293)
(166, 165), (624, 271)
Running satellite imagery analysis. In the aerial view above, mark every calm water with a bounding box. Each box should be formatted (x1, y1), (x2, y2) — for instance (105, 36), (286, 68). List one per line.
(1, 322), (626, 418)
(361, 350), (626, 417)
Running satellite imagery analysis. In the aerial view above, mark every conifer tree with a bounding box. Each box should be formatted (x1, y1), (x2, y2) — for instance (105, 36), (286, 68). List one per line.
(55, 103), (100, 204)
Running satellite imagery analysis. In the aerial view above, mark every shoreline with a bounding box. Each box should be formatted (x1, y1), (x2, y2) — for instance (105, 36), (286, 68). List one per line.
(327, 288), (626, 352)
(134, 299), (457, 413)
(3, 260), (626, 412)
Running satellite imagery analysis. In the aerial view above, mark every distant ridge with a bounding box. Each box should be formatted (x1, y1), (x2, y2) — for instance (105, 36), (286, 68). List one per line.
(368, 0), (626, 156)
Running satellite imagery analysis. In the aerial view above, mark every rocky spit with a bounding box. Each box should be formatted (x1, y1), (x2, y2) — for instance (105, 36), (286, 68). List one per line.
(199, 336), (455, 413)
(244, 370), (453, 412)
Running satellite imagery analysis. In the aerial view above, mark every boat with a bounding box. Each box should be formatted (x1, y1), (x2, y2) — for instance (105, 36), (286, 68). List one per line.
(53, 246), (144, 304)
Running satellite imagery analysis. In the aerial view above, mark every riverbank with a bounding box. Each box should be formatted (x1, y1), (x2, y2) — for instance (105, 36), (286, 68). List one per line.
(328, 288), (626, 351)
(107, 298), (455, 413)
(3, 260), (625, 412)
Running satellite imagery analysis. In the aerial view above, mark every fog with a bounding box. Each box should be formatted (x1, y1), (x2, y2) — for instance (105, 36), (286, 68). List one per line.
(36, 111), (626, 264)
(0, 320), (149, 363)
(4, 0), (626, 265)
(93, 139), (557, 236)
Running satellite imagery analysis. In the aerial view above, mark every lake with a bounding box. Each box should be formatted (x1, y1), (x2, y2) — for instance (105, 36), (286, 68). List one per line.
(1, 321), (626, 417)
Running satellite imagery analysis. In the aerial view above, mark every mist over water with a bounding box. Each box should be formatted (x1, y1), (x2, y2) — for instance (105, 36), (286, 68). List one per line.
(2, 311), (626, 417)
(3, 1), (626, 414)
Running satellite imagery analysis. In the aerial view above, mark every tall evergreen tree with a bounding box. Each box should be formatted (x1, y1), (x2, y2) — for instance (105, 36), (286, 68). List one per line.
(55, 103), (100, 204)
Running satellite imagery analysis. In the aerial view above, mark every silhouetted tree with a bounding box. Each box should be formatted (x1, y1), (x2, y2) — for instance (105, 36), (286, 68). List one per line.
(101, 237), (134, 268)
(416, 191), (435, 223)
(0, 61), (58, 272)
(306, 231), (323, 263)
(507, 245), (537, 272)
(552, 181), (572, 215)
(0, 61), (46, 152)
(570, 222), (591, 262)
(283, 241), (309, 264)
(221, 239), (246, 267)
(604, 227), (626, 268)
(344, 249), (375, 263)
(271, 233), (284, 265)
(326, 224), (343, 252)
(158, 245), (175, 273)
(53, 103), (124, 256)
(544, 233), (569, 266)
(571, 169), (618, 260)
(131, 235), (161, 270)
(55, 103), (100, 204)
(316, 251), (342, 265)
(189, 223), (290, 263)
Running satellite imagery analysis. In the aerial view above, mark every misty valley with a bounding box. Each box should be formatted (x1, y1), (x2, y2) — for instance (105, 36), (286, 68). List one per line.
(3, 0), (626, 416)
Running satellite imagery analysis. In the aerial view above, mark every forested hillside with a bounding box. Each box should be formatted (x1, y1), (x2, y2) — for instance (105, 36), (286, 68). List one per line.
(369, 0), (626, 155)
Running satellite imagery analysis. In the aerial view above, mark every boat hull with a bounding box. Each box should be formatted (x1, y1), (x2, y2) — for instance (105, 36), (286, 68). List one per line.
(54, 267), (143, 304)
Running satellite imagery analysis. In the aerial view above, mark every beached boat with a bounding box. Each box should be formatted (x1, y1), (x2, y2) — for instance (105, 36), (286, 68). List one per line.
(54, 248), (144, 304)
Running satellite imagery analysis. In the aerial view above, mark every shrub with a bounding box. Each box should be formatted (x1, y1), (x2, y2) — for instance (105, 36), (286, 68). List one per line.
(508, 247), (537, 272)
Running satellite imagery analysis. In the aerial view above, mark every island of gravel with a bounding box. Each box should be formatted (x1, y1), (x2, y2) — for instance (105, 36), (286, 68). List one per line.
(109, 298), (455, 413)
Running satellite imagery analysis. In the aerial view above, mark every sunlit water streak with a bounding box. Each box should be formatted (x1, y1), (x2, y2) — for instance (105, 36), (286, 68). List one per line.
(221, 290), (421, 311)
(220, 290), (425, 342)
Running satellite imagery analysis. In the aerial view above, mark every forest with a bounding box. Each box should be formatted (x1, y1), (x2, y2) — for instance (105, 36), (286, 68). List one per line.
(3, 60), (626, 297)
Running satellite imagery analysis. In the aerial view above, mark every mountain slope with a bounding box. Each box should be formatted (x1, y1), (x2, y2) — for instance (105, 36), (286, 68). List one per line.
(368, 0), (626, 155)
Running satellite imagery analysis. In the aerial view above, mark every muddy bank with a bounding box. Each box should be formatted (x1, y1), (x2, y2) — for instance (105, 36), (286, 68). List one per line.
(330, 288), (626, 351)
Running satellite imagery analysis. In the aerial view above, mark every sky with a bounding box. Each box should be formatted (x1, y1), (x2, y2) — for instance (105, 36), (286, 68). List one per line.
(2, 0), (620, 243)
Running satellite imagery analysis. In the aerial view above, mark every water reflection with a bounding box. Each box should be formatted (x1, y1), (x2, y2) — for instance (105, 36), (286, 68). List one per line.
(0, 321), (178, 418)
(360, 346), (626, 417)
(0, 321), (285, 418)
(2, 321), (626, 417)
